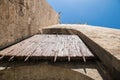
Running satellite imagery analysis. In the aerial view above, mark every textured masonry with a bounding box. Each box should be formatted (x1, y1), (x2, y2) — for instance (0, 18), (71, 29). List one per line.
(0, 0), (59, 49)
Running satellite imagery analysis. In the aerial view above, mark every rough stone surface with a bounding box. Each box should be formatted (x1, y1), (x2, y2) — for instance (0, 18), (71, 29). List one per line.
(0, 0), (58, 49)
(44, 24), (120, 60)
(0, 61), (104, 80)
(42, 24), (120, 80)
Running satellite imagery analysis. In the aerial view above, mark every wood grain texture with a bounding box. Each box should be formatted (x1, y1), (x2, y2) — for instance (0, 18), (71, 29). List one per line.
(0, 35), (94, 61)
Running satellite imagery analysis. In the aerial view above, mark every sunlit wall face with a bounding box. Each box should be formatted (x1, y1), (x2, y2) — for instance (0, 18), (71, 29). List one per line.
(47, 0), (120, 29)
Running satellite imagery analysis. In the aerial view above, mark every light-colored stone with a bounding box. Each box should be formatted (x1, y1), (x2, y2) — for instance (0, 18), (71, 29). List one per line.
(44, 24), (120, 60)
(0, 0), (59, 49)
(42, 24), (120, 80)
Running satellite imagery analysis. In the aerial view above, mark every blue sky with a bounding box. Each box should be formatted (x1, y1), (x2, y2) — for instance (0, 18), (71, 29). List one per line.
(47, 0), (120, 29)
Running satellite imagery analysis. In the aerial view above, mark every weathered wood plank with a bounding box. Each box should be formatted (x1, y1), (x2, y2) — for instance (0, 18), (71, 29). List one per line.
(0, 35), (94, 61)
(0, 35), (39, 60)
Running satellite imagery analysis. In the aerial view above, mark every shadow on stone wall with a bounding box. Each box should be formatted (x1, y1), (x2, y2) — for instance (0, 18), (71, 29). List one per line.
(42, 28), (120, 80)
(0, 61), (96, 80)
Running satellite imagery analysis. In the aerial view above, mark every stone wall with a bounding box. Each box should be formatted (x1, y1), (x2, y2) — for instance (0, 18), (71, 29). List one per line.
(0, 0), (59, 49)
(42, 24), (120, 80)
